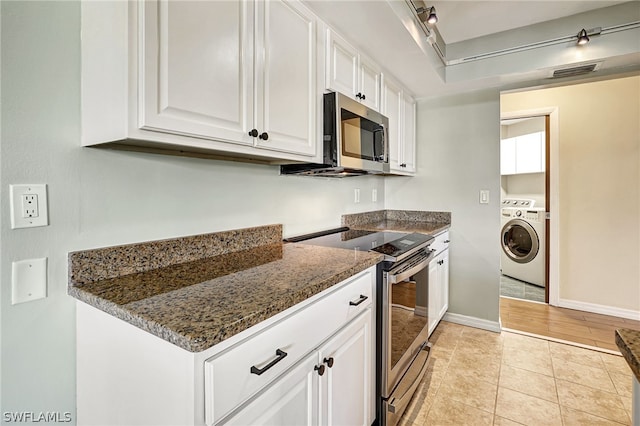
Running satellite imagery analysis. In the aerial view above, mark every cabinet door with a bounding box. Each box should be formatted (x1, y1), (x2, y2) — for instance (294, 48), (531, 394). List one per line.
(319, 309), (374, 426)
(427, 258), (439, 336)
(382, 76), (403, 172)
(254, 0), (316, 156)
(358, 55), (381, 111)
(438, 250), (449, 320)
(402, 93), (417, 173)
(515, 132), (544, 174)
(325, 29), (358, 98)
(500, 137), (517, 175)
(140, 0), (254, 145)
(224, 352), (319, 426)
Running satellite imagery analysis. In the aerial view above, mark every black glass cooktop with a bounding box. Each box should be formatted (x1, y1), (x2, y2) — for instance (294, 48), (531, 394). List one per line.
(369, 232), (434, 258)
(286, 228), (434, 261)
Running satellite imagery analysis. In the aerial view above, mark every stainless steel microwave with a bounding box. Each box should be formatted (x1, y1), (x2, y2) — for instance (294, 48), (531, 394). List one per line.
(280, 92), (389, 177)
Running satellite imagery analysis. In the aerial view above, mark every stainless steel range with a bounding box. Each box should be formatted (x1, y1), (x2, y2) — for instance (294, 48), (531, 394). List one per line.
(286, 227), (435, 426)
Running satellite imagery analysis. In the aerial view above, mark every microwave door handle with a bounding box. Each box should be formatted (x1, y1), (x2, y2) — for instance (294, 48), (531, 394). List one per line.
(383, 123), (389, 162)
(373, 125), (387, 161)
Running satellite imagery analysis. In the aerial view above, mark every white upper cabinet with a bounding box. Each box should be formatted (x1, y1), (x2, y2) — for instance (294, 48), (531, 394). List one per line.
(253, 0), (317, 155)
(382, 75), (416, 175)
(325, 29), (382, 111)
(402, 93), (417, 173)
(82, 0), (319, 162)
(500, 132), (545, 175)
(140, 1), (254, 146)
(500, 137), (517, 175)
(357, 55), (382, 111)
(382, 76), (403, 171)
(515, 132), (545, 174)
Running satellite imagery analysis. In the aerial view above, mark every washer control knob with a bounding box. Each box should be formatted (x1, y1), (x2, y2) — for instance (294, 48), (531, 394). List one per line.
(515, 210), (522, 217)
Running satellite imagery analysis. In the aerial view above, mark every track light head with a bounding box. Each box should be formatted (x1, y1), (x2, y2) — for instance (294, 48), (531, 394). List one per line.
(416, 5), (438, 25)
(427, 6), (438, 24)
(577, 28), (590, 45)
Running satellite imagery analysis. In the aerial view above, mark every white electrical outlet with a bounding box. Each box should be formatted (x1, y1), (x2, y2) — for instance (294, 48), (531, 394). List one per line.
(10, 184), (48, 229)
(354, 188), (360, 203)
(372, 189), (378, 202)
(22, 194), (39, 218)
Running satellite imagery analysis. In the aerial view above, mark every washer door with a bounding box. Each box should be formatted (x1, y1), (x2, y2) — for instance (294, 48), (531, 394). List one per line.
(501, 219), (539, 264)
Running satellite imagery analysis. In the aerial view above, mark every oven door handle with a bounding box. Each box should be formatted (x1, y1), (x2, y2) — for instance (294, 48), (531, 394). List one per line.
(387, 341), (432, 414)
(387, 250), (435, 284)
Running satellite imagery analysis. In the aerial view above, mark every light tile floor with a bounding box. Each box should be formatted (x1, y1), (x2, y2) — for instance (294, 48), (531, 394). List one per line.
(400, 321), (634, 426)
(500, 275), (545, 303)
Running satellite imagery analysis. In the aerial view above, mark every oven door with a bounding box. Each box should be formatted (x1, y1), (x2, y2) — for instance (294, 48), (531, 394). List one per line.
(381, 249), (434, 423)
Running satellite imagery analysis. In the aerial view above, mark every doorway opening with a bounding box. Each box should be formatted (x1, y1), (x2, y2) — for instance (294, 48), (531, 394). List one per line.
(499, 115), (550, 304)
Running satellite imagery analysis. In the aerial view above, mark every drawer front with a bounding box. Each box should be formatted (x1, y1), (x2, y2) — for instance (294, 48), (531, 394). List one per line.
(205, 269), (373, 425)
(431, 231), (450, 255)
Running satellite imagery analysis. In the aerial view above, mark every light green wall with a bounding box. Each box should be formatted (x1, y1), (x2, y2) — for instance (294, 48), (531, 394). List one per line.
(385, 90), (502, 324)
(0, 2), (384, 421)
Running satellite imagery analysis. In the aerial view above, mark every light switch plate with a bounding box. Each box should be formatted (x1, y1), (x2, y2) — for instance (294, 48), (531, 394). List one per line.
(10, 184), (49, 229)
(12, 258), (47, 305)
(479, 190), (490, 204)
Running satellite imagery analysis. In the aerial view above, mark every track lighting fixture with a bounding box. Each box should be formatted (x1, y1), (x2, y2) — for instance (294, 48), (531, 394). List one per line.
(416, 6), (438, 25)
(426, 6), (437, 24)
(577, 28), (590, 45)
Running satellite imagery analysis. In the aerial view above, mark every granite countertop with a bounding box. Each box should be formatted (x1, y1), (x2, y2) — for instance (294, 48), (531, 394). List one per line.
(342, 209), (451, 236)
(69, 225), (382, 353)
(69, 211), (451, 354)
(615, 328), (640, 381)
(350, 219), (450, 235)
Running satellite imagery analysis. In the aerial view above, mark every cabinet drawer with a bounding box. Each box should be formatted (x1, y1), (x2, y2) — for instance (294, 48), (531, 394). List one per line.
(431, 231), (450, 255)
(205, 269), (373, 425)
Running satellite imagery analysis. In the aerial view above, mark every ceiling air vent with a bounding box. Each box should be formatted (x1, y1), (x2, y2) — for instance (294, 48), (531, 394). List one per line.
(550, 62), (601, 79)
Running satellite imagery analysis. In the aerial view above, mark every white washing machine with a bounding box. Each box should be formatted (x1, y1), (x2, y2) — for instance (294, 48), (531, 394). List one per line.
(500, 198), (546, 287)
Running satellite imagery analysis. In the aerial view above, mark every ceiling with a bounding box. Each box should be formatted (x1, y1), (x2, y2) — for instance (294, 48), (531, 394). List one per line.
(431, 1), (629, 44)
(305, 0), (640, 98)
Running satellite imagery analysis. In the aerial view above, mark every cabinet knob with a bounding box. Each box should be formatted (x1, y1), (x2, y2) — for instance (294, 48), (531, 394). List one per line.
(444, 240), (450, 243)
(259, 132), (269, 141)
(248, 129), (258, 137)
(361, 93), (366, 100)
(314, 364), (325, 376)
(323, 357), (334, 368)
(356, 92), (362, 100)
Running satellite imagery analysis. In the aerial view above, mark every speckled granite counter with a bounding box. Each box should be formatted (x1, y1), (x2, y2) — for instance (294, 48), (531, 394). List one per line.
(69, 225), (382, 353)
(616, 328), (640, 381)
(343, 210), (451, 236)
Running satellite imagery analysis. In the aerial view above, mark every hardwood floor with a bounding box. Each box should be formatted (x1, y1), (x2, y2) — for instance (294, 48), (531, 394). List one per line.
(500, 296), (640, 352)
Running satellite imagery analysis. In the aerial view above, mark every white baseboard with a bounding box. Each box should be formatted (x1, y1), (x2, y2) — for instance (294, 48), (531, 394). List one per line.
(442, 312), (502, 333)
(557, 299), (640, 321)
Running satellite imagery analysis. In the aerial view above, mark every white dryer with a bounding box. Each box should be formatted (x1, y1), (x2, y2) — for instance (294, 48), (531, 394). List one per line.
(500, 198), (546, 287)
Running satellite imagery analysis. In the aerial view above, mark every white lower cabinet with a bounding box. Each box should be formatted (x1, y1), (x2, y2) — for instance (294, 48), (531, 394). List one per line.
(76, 267), (376, 426)
(428, 232), (450, 336)
(224, 308), (373, 426)
(319, 308), (373, 426)
(223, 352), (319, 426)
